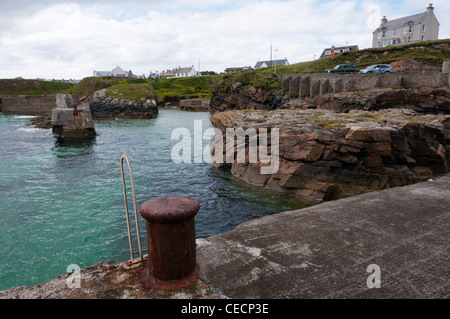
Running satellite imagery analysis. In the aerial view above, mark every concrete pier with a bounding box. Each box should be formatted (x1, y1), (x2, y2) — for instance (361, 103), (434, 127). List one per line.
(51, 94), (96, 139)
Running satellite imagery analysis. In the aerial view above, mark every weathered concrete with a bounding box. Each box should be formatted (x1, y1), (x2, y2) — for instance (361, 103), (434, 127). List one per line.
(0, 175), (448, 299)
(51, 94), (96, 139)
(279, 72), (449, 99)
(197, 175), (450, 299)
(179, 99), (210, 112)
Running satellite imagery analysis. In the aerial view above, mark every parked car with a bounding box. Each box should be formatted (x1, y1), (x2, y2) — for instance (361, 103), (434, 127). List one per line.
(327, 64), (358, 74)
(360, 64), (393, 74)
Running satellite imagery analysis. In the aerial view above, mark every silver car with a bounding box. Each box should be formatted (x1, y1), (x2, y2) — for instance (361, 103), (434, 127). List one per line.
(360, 64), (393, 74)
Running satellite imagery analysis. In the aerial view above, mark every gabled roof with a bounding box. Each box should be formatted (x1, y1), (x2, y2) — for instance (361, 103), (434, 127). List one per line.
(254, 59), (289, 68)
(322, 45), (359, 51)
(176, 67), (194, 74)
(111, 66), (127, 74)
(375, 12), (426, 32)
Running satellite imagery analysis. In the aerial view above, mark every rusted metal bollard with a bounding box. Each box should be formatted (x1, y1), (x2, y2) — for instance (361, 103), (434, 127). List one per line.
(139, 195), (200, 289)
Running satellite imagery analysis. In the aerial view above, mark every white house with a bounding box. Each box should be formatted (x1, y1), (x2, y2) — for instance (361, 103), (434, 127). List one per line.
(93, 66), (130, 78)
(160, 65), (198, 78)
(372, 3), (440, 48)
(254, 59), (289, 69)
(319, 45), (359, 59)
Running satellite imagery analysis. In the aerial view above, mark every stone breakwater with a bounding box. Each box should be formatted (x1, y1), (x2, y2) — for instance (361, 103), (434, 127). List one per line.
(210, 108), (450, 204)
(89, 89), (158, 120)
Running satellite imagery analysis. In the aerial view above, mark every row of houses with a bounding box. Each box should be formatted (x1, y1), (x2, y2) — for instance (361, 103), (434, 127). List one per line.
(93, 5), (440, 80)
(94, 59), (290, 80)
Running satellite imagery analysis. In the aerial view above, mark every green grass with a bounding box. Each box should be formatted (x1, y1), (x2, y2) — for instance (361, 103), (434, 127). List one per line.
(152, 76), (219, 101)
(106, 83), (155, 100)
(274, 39), (450, 74)
(0, 79), (73, 95)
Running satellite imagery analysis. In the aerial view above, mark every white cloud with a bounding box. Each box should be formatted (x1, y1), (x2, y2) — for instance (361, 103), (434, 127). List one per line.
(0, 0), (448, 79)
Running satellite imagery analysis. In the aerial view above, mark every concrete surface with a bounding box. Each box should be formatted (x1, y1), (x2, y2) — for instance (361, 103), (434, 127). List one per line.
(1, 175), (449, 299)
(197, 174), (450, 299)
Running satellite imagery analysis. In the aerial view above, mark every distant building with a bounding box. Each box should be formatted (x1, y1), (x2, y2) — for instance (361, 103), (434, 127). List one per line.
(160, 65), (198, 79)
(254, 59), (289, 69)
(372, 3), (440, 48)
(224, 66), (254, 73)
(93, 66), (131, 78)
(319, 45), (359, 59)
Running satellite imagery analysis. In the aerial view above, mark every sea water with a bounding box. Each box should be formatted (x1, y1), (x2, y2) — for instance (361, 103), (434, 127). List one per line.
(0, 109), (305, 291)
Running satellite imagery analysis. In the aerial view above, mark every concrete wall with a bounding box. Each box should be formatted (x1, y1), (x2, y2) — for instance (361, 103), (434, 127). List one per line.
(1, 95), (57, 115)
(279, 72), (449, 98)
(179, 99), (210, 107)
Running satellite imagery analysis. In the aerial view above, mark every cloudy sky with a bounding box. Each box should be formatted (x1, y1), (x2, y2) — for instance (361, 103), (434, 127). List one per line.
(0, 0), (448, 80)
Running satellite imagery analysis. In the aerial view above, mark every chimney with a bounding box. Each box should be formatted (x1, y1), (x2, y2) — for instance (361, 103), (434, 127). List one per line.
(381, 16), (387, 24)
(427, 3), (434, 14)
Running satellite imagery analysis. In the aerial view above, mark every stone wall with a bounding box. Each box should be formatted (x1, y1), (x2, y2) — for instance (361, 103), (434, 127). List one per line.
(279, 72), (449, 98)
(1, 95), (57, 115)
(179, 99), (210, 111)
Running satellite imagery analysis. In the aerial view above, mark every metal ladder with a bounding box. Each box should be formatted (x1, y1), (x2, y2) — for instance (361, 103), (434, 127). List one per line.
(120, 152), (144, 262)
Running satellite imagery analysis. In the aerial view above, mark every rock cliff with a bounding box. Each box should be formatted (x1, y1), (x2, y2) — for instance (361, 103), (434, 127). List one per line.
(89, 89), (158, 120)
(210, 81), (284, 113)
(312, 87), (450, 114)
(210, 108), (450, 204)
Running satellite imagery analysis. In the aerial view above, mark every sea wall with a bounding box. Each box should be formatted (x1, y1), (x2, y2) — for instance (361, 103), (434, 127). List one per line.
(279, 72), (449, 98)
(1, 95), (57, 115)
(179, 99), (210, 111)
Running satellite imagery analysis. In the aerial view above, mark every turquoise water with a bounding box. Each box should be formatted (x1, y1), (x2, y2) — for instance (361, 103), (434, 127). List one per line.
(0, 109), (305, 291)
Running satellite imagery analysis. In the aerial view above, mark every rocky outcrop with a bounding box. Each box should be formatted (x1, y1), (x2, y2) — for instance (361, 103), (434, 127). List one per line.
(210, 109), (450, 204)
(89, 89), (158, 120)
(311, 87), (450, 114)
(210, 82), (284, 113)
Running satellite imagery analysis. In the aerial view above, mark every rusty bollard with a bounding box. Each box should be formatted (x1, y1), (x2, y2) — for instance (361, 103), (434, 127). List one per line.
(139, 195), (200, 289)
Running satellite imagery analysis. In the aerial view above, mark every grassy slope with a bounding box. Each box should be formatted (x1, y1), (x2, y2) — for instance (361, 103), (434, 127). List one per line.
(4, 39), (447, 100)
(0, 79), (73, 95)
(152, 76), (221, 101)
(274, 39), (450, 74)
(213, 39), (450, 95)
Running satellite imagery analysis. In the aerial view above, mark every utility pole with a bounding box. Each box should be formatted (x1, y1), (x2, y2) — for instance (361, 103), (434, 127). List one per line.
(274, 49), (279, 74)
(270, 43), (272, 68)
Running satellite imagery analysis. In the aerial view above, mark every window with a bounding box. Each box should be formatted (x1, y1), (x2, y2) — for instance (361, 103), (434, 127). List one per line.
(403, 26), (408, 34)
(378, 32), (382, 39)
(393, 29), (397, 36)
(422, 36), (425, 41)
(422, 24), (426, 32)
(408, 36), (412, 42)
(382, 31), (386, 38)
(403, 37), (407, 43)
(409, 25), (413, 33)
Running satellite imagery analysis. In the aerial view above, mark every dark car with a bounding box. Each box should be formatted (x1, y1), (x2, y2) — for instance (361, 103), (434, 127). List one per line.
(327, 64), (358, 74)
(360, 64), (393, 74)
